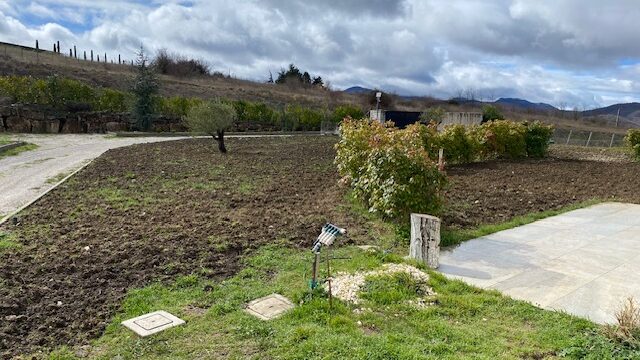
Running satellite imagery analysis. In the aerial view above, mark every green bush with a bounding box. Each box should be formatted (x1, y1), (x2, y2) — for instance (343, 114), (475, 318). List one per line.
(336, 119), (447, 220)
(95, 88), (131, 112)
(285, 105), (324, 130)
(525, 121), (554, 158)
(435, 124), (481, 163)
(331, 105), (364, 123)
(420, 106), (446, 124)
(160, 96), (203, 118)
(46, 76), (95, 109)
(479, 120), (527, 159)
(625, 129), (640, 160)
(0, 75), (95, 109)
(335, 118), (390, 190)
(482, 104), (504, 123)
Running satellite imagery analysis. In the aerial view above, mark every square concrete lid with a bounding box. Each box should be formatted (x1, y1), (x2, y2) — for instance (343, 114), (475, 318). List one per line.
(121, 310), (185, 337)
(245, 293), (294, 320)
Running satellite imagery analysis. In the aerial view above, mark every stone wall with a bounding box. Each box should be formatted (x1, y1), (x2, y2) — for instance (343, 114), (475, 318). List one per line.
(0, 104), (187, 134)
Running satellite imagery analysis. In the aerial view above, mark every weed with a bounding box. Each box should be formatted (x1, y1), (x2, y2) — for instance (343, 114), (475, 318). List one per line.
(0, 232), (21, 253)
(0, 143), (38, 158)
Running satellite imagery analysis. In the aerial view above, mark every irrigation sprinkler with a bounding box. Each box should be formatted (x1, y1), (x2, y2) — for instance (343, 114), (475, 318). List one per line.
(309, 223), (345, 291)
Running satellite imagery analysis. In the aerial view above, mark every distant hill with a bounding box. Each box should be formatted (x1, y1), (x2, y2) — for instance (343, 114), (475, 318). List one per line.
(583, 102), (640, 117)
(494, 98), (557, 111)
(343, 86), (373, 94)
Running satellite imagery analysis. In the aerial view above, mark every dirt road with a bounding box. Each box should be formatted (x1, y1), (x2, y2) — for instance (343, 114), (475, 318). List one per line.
(0, 134), (189, 218)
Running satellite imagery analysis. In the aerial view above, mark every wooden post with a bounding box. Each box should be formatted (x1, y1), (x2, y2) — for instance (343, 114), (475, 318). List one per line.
(84, 51), (87, 61)
(73, 45), (77, 59)
(586, 131), (592, 147)
(610, 133), (615, 148)
(91, 50), (93, 61)
(35, 40), (39, 50)
(57, 41), (60, 53)
(409, 213), (440, 269)
(566, 129), (572, 145)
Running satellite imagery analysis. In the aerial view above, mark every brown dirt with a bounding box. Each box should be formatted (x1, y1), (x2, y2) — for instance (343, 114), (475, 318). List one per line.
(443, 154), (640, 228)
(0, 136), (369, 358)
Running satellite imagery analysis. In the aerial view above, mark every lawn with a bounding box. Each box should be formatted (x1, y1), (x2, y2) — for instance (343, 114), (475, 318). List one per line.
(1, 136), (638, 358)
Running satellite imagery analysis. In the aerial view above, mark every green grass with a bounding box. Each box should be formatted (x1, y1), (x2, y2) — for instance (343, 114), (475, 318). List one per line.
(47, 244), (636, 359)
(46, 170), (73, 184)
(441, 199), (603, 247)
(0, 135), (11, 145)
(0, 143), (38, 158)
(0, 232), (21, 253)
(360, 272), (428, 305)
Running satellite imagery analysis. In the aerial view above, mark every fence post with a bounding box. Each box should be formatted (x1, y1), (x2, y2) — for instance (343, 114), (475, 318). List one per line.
(35, 40), (39, 50)
(610, 133), (616, 148)
(566, 129), (572, 145)
(91, 50), (93, 61)
(73, 45), (77, 59)
(84, 51), (86, 61)
(409, 213), (441, 269)
(57, 41), (60, 53)
(586, 132), (593, 147)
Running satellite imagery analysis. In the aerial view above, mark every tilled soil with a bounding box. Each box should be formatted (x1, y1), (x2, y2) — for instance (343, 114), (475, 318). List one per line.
(0, 136), (369, 358)
(2, 138), (640, 357)
(443, 156), (640, 228)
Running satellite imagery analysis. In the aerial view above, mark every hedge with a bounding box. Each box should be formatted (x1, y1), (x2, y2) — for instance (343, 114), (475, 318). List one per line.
(625, 129), (640, 160)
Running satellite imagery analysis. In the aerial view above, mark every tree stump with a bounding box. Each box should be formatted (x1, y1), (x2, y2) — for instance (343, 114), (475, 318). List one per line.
(409, 213), (441, 269)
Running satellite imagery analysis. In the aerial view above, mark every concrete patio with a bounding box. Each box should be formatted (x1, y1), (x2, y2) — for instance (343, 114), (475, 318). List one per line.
(439, 202), (640, 324)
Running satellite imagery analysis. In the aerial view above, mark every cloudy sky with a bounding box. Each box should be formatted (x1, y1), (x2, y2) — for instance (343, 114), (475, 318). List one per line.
(1, 0), (639, 108)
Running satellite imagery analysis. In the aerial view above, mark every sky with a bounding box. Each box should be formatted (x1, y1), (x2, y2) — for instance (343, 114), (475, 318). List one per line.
(1, 0), (639, 108)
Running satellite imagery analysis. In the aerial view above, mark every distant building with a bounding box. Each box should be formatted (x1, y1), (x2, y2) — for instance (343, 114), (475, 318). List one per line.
(369, 110), (482, 129)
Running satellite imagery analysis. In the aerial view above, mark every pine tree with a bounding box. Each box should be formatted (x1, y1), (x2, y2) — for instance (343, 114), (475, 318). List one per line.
(131, 46), (159, 131)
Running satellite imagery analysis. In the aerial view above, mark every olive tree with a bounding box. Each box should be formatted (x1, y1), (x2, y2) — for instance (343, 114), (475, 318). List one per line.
(185, 100), (236, 153)
(420, 106), (446, 125)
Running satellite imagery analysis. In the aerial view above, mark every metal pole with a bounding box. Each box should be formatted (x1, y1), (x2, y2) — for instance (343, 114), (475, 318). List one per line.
(326, 246), (332, 310)
(311, 252), (319, 290)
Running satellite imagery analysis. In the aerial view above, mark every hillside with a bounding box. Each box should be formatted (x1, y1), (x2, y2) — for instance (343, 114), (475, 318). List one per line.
(0, 41), (633, 133)
(0, 42), (361, 109)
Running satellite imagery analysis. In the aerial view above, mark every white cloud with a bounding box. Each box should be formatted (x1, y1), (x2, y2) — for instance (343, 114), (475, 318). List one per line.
(0, 0), (639, 107)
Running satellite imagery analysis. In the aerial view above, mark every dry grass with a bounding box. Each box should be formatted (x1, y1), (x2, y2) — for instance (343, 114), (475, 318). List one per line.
(604, 297), (640, 346)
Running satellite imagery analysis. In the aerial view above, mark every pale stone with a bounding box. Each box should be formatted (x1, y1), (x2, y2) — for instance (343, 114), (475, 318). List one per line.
(439, 202), (640, 324)
(121, 310), (185, 337)
(245, 294), (294, 320)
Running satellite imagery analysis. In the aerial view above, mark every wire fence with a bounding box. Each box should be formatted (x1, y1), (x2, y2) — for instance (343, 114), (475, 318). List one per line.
(0, 41), (134, 73)
(553, 128), (626, 148)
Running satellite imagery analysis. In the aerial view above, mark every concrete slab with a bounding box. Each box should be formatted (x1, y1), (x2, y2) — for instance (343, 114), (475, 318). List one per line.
(245, 293), (294, 320)
(122, 310), (185, 337)
(439, 202), (640, 324)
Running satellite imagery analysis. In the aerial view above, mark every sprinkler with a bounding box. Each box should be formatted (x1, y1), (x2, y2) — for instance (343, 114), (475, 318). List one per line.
(310, 223), (346, 291)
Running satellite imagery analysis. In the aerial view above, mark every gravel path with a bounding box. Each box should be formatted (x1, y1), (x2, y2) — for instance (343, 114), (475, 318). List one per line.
(0, 134), (189, 218)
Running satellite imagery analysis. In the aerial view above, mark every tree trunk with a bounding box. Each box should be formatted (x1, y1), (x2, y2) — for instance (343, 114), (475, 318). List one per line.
(409, 213), (440, 269)
(216, 130), (227, 153)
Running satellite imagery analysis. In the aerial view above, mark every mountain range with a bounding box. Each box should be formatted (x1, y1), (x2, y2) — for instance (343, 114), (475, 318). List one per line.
(343, 86), (640, 125)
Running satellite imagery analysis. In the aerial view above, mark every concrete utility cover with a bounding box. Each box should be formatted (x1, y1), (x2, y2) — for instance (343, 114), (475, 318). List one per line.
(245, 293), (294, 320)
(122, 310), (185, 337)
(439, 202), (640, 324)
